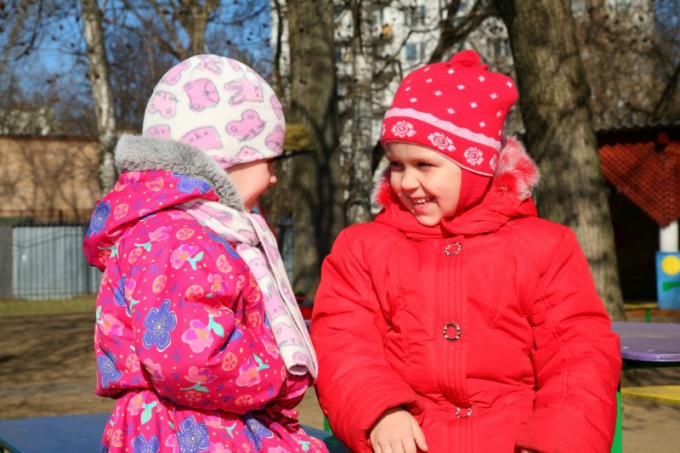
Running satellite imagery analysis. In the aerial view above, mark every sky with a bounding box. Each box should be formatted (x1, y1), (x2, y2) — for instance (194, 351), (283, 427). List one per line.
(1, 0), (273, 105)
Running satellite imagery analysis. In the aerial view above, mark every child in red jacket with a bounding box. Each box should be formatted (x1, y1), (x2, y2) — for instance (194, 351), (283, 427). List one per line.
(311, 50), (621, 453)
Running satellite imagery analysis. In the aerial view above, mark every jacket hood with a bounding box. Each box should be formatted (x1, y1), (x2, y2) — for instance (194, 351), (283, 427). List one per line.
(83, 135), (242, 270)
(373, 136), (540, 237)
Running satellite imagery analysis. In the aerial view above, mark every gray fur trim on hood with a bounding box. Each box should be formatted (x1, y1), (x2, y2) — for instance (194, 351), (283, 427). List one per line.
(114, 134), (244, 210)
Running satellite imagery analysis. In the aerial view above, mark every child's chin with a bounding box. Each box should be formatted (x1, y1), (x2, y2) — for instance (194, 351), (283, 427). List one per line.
(413, 214), (441, 227)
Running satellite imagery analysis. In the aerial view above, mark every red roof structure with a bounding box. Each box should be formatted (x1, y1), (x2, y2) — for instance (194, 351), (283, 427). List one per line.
(598, 128), (680, 227)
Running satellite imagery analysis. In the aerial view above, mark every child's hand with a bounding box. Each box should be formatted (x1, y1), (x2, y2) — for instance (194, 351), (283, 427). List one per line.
(368, 407), (428, 453)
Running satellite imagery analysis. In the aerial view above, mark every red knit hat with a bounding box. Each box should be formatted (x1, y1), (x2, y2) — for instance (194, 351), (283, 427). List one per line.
(381, 50), (518, 178)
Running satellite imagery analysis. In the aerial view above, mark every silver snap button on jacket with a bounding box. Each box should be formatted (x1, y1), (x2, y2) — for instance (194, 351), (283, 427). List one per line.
(444, 242), (462, 256)
(443, 323), (461, 341)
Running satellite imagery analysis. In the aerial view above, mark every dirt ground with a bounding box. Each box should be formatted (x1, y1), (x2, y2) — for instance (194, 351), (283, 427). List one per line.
(1, 311), (679, 452)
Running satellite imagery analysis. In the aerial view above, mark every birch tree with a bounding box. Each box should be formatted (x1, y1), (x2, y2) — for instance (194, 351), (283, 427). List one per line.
(494, 0), (626, 319)
(81, 0), (117, 193)
(345, 0), (375, 225)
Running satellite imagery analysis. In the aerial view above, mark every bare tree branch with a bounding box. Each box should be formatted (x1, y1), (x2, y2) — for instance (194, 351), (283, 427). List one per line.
(429, 0), (496, 63)
(119, 0), (189, 60)
(0, 0), (43, 79)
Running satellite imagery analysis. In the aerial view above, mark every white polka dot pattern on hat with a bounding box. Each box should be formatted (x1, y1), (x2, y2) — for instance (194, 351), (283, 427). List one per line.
(381, 49), (518, 176)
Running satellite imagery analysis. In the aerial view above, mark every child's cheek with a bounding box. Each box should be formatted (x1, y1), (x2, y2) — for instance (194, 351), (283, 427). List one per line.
(389, 175), (401, 194)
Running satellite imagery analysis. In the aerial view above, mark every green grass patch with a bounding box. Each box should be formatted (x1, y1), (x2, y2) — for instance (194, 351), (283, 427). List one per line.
(0, 297), (96, 317)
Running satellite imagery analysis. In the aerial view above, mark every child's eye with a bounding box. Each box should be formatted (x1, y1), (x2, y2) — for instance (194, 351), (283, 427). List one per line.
(388, 161), (403, 169)
(417, 162), (432, 168)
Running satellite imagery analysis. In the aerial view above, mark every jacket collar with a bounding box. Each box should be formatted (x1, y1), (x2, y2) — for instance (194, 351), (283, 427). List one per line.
(115, 134), (243, 210)
(83, 135), (245, 271)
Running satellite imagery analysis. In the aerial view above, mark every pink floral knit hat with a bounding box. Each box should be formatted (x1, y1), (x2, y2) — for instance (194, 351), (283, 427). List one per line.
(381, 50), (518, 177)
(142, 54), (285, 169)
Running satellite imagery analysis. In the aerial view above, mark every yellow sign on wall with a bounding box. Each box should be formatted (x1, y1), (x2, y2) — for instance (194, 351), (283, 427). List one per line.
(657, 252), (680, 309)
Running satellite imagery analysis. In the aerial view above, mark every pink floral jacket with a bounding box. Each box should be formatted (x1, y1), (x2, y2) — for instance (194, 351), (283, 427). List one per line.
(84, 164), (326, 453)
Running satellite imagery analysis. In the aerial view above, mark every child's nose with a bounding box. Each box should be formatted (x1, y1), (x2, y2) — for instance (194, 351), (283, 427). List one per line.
(400, 169), (418, 191)
(268, 162), (277, 185)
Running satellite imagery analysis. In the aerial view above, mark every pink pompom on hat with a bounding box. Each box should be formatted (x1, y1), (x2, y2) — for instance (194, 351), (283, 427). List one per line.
(381, 49), (518, 177)
(142, 54), (285, 169)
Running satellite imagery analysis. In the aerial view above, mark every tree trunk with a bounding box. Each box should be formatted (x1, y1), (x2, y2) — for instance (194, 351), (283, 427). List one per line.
(286, 0), (342, 297)
(345, 0), (374, 225)
(495, 0), (626, 320)
(272, 0), (286, 97)
(81, 0), (117, 194)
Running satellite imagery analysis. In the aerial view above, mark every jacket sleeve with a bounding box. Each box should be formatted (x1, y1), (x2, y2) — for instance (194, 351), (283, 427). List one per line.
(123, 225), (287, 414)
(517, 227), (621, 453)
(311, 229), (424, 453)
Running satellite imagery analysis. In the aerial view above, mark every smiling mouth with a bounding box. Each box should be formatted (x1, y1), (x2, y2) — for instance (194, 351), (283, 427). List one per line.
(412, 197), (434, 205)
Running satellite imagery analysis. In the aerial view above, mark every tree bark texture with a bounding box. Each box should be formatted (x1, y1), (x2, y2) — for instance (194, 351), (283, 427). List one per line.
(345, 0), (375, 225)
(81, 0), (118, 194)
(495, 0), (626, 319)
(286, 0), (342, 297)
(577, 1), (664, 129)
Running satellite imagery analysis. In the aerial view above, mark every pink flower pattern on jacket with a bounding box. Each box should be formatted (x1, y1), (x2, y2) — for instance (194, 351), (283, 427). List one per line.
(83, 170), (327, 452)
(181, 319), (215, 353)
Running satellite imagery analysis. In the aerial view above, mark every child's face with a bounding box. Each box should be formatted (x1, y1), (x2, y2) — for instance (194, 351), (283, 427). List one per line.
(226, 159), (277, 212)
(386, 142), (462, 227)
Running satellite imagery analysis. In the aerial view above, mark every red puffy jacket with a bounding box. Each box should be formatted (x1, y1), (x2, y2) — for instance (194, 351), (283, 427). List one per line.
(311, 139), (621, 453)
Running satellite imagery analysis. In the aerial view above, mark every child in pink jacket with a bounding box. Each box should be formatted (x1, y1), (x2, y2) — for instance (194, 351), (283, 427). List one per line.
(84, 54), (327, 452)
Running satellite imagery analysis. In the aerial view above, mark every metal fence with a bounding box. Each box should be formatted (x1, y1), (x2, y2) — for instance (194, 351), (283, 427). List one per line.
(0, 211), (293, 300)
(0, 223), (102, 300)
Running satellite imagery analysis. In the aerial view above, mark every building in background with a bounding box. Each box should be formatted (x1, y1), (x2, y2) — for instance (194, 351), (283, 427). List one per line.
(0, 135), (100, 224)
